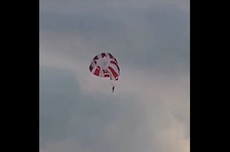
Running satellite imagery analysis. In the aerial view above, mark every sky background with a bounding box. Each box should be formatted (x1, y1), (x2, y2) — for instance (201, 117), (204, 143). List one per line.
(39, 0), (190, 152)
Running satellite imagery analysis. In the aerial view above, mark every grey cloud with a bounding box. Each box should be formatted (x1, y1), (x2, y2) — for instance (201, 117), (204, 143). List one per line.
(39, 67), (141, 151)
(40, 1), (190, 151)
(40, 67), (189, 152)
(40, 11), (123, 35)
(40, 4), (189, 74)
(39, 67), (78, 147)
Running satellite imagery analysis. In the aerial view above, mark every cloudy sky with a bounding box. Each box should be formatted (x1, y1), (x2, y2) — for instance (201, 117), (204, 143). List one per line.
(39, 0), (190, 152)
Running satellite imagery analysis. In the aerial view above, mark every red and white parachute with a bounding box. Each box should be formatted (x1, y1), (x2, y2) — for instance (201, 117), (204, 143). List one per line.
(89, 52), (120, 92)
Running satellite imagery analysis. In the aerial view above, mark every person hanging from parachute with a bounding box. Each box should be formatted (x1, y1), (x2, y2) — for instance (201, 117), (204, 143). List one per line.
(89, 52), (120, 93)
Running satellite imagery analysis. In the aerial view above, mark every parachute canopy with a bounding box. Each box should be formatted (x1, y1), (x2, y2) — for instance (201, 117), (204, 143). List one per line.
(89, 52), (120, 81)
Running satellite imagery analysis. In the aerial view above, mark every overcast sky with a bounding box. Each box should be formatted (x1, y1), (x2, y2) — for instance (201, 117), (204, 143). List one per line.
(39, 0), (190, 152)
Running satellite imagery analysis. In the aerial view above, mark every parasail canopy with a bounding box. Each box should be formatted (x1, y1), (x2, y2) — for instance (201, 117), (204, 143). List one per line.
(89, 52), (120, 92)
